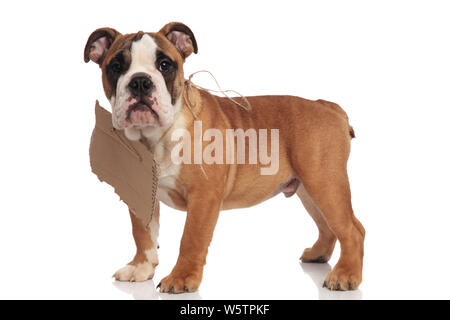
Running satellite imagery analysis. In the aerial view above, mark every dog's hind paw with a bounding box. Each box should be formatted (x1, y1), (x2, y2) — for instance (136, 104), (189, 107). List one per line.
(322, 265), (361, 291)
(300, 247), (332, 263)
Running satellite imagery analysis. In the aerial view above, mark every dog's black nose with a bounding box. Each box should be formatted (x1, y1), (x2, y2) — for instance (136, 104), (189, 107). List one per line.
(128, 76), (153, 96)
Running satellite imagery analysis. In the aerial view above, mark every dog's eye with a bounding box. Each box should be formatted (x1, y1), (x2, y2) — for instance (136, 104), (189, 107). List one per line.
(110, 61), (122, 73)
(159, 60), (172, 73)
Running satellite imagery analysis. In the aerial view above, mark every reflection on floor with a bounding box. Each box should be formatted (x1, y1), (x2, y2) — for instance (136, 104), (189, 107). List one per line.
(113, 263), (362, 300)
(113, 280), (202, 300)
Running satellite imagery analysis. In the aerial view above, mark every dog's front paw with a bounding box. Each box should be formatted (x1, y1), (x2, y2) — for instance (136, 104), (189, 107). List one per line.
(157, 271), (202, 294)
(113, 262), (155, 282)
(322, 265), (362, 291)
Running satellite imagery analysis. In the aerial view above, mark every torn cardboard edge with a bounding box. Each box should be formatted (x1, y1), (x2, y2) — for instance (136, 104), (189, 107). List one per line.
(89, 101), (159, 227)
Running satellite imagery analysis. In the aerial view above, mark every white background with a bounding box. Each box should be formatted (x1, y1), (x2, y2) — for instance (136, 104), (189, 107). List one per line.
(0, 0), (449, 299)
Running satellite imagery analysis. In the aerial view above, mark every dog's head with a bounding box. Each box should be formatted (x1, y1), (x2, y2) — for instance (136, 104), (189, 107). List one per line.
(84, 22), (197, 140)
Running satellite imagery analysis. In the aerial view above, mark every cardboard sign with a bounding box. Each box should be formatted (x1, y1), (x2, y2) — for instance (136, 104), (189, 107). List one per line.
(89, 101), (159, 227)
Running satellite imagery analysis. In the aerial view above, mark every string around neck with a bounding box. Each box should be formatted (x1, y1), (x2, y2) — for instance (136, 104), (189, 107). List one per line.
(184, 70), (252, 114)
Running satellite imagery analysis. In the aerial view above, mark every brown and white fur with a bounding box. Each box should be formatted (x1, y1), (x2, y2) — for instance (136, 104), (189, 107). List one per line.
(84, 22), (365, 293)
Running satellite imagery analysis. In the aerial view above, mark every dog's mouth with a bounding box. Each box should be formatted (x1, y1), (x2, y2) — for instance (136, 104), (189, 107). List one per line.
(126, 99), (159, 121)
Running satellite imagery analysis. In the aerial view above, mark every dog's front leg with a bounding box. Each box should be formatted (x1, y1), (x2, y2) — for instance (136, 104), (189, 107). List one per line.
(158, 191), (222, 293)
(113, 203), (160, 282)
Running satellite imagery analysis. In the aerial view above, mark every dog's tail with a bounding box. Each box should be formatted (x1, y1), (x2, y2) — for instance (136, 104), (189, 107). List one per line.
(316, 99), (355, 139)
(349, 125), (355, 139)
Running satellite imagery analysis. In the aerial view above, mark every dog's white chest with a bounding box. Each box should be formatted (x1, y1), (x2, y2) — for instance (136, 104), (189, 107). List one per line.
(153, 132), (184, 211)
(156, 168), (181, 210)
(144, 109), (187, 210)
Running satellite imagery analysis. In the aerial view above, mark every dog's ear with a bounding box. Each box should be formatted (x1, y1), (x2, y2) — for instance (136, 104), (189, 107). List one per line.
(84, 27), (121, 65)
(159, 22), (198, 59)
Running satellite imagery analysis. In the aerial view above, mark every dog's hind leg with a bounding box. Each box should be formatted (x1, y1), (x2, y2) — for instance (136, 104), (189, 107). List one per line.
(113, 202), (160, 282)
(297, 183), (336, 263)
(291, 122), (365, 290)
(297, 167), (365, 290)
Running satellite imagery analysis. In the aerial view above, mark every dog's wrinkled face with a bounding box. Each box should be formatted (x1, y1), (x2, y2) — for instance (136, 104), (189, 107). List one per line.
(84, 23), (197, 140)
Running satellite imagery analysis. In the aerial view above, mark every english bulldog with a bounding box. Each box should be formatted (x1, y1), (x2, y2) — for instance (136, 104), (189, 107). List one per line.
(84, 22), (365, 293)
